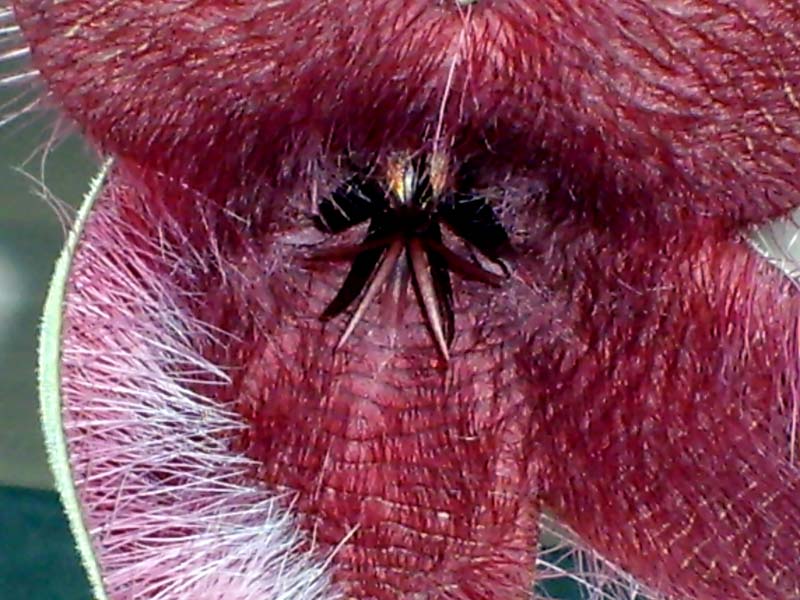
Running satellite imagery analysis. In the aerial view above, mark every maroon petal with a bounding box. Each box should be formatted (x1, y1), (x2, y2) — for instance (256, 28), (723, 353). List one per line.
(534, 227), (800, 599)
(13, 0), (800, 224)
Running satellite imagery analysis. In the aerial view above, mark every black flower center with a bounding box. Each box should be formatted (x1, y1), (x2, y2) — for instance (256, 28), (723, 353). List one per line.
(311, 152), (512, 361)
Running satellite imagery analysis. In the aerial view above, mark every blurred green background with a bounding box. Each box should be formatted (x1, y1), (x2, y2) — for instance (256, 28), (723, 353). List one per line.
(0, 128), (96, 489)
(0, 99), (97, 598)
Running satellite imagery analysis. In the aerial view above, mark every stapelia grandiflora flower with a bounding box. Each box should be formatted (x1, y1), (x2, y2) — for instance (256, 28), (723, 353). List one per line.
(8, 1), (800, 598)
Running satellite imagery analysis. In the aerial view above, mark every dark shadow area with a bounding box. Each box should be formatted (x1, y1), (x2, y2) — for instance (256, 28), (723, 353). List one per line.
(0, 486), (91, 599)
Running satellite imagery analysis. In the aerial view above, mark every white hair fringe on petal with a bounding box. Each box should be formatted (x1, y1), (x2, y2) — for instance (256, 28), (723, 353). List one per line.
(40, 162), (346, 599)
(0, 3), (41, 130)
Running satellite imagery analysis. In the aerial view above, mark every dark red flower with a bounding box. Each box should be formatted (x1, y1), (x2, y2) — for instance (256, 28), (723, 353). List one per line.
(10, 0), (800, 598)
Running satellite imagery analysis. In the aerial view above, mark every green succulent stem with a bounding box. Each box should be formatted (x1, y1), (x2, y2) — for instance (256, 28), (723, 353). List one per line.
(38, 161), (111, 600)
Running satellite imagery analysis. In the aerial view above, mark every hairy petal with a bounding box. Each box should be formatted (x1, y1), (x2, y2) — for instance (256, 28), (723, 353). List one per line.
(58, 167), (341, 599)
(533, 226), (800, 599)
(12, 0), (800, 225)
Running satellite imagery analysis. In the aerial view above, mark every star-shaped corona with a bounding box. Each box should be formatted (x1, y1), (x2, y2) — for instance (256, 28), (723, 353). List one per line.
(311, 152), (510, 361)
